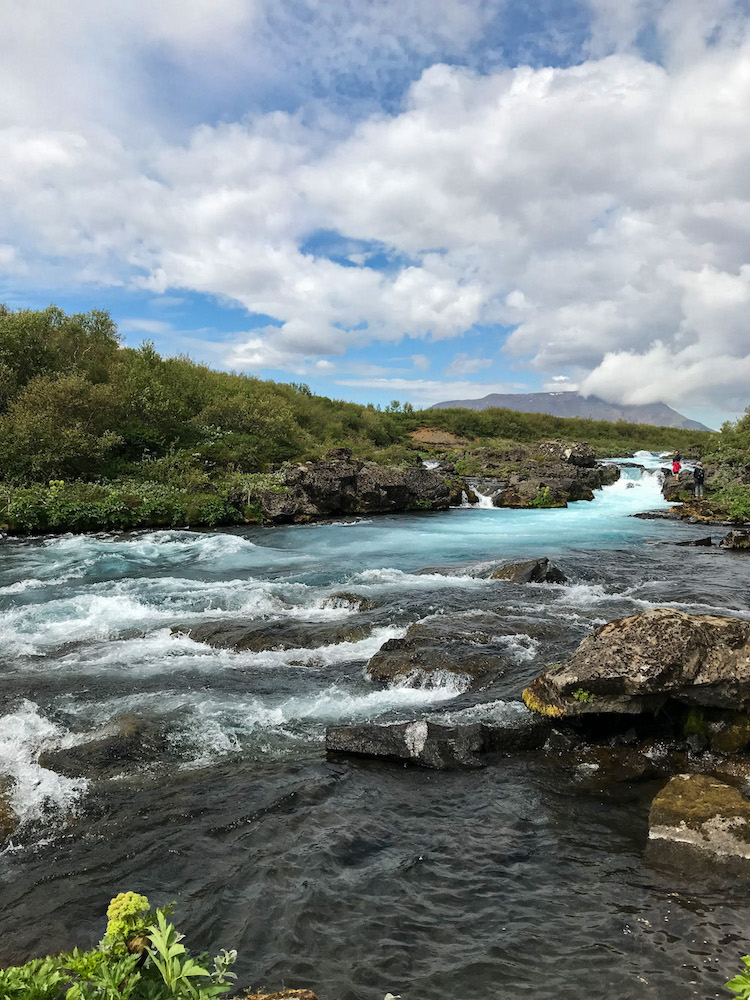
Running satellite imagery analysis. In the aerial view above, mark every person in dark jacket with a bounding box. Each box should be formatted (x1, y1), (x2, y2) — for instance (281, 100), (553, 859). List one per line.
(693, 463), (705, 498)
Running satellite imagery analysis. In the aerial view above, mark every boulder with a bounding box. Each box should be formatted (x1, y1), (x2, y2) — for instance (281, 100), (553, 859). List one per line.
(175, 618), (372, 653)
(365, 614), (508, 685)
(490, 557), (567, 584)
(536, 440), (597, 467)
(326, 721), (488, 769)
(649, 773), (750, 860)
(254, 452), (450, 523)
(0, 775), (18, 841)
(320, 592), (380, 612)
(721, 530), (750, 550)
(522, 608), (750, 717)
(38, 715), (169, 780)
(326, 716), (550, 769)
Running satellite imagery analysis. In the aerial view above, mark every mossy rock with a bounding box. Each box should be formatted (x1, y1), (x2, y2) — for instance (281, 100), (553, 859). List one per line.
(0, 775), (18, 842)
(649, 773), (750, 858)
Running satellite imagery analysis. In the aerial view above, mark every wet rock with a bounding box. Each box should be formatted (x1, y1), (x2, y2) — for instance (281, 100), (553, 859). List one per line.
(176, 618), (372, 652)
(674, 536), (713, 546)
(239, 992), (318, 1000)
(490, 557), (567, 584)
(255, 450), (450, 523)
(321, 592), (380, 612)
(522, 607), (750, 717)
(493, 483), (568, 508)
(721, 530), (750, 550)
(0, 775), (18, 841)
(326, 721), (488, 769)
(365, 614), (508, 685)
(326, 715), (550, 769)
(709, 713), (750, 754)
(39, 715), (170, 780)
(649, 773), (750, 860)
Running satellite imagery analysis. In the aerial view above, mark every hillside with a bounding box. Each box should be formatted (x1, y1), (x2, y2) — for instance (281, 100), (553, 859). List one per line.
(430, 390), (712, 432)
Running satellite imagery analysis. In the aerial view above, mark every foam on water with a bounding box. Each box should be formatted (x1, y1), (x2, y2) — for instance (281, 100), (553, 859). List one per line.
(0, 701), (87, 834)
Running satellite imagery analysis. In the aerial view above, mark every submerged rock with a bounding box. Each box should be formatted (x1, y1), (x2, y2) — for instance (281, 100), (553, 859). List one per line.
(649, 773), (750, 860)
(365, 614), (508, 685)
(0, 775), (18, 841)
(320, 591), (380, 611)
(38, 715), (170, 780)
(176, 618), (372, 653)
(522, 607), (750, 717)
(721, 530), (750, 550)
(490, 557), (567, 584)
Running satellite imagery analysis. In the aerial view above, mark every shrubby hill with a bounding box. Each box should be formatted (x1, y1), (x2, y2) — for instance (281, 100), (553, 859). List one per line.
(0, 304), (726, 531)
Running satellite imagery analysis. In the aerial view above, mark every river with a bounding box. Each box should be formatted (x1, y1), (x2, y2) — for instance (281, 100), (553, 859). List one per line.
(1, 453), (749, 1000)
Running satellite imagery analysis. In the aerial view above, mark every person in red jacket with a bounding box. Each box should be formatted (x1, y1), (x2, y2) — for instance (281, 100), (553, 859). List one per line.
(672, 458), (681, 476)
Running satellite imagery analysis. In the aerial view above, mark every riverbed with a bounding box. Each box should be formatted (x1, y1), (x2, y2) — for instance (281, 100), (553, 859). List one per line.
(1, 455), (749, 1000)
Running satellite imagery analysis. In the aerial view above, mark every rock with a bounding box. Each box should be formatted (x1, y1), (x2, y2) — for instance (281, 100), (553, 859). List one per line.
(255, 453), (450, 523)
(38, 715), (170, 780)
(239, 992), (318, 1000)
(490, 557), (567, 584)
(326, 721), (488, 768)
(493, 484), (568, 508)
(321, 592), (380, 612)
(536, 440), (597, 467)
(522, 607), (750, 717)
(0, 775), (18, 841)
(326, 716), (550, 769)
(176, 618), (372, 653)
(721, 530), (750, 550)
(365, 614), (508, 685)
(649, 773), (750, 860)
(709, 712), (750, 754)
(674, 536), (712, 546)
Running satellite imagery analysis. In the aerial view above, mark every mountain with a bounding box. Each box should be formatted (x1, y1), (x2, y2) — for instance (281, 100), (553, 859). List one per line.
(429, 391), (713, 432)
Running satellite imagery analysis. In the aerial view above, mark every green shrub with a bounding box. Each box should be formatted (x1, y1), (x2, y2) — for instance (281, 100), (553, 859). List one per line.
(712, 484), (750, 521)
(0, 891), (237, 1000)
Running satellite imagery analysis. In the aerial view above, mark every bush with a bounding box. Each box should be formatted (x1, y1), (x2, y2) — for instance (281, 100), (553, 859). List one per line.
(712, 484), (750, 521)
(0, 891), (237, 1000)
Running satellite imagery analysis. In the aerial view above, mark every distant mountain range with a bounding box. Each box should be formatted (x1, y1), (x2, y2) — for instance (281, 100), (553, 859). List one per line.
(429, 391), (713, 432)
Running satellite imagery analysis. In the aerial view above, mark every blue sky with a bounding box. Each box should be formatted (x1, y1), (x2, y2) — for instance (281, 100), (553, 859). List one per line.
(3, 0), (750, 426)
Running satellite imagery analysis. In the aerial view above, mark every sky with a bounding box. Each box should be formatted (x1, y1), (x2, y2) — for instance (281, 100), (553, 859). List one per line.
(2, 0), (750, 428)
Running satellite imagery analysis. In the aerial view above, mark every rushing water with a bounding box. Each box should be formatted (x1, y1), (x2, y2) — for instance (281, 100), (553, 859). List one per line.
(2, 453), (750, 1000)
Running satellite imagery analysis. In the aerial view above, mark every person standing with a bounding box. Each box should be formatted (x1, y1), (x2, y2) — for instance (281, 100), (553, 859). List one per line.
(672, 457), (681, 477)
(693, 463), (705, 498)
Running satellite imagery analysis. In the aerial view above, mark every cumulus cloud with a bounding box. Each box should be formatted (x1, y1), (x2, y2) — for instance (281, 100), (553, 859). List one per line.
(3, 1), (750, 418)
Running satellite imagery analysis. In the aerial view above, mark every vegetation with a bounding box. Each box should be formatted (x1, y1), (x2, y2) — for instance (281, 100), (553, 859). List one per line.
(0, 303), (726, 532)
(0, 891), (237, 999)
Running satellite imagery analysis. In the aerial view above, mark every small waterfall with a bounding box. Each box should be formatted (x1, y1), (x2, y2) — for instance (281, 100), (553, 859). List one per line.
(456, 485), (496, 508)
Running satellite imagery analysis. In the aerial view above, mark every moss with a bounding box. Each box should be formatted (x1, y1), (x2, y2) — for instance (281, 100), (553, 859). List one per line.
(522, 686), (564, 718)
(683, 707), (707, 738)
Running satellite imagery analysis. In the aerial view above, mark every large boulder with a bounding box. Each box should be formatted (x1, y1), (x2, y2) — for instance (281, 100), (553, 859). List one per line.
(536, 440), (597, 467)
(493, 462), (618, 508)
(522, 608), (750, 717)
(490, 557), (567, 584)
(255, 450), (450, 523)
(365, 614), (508, 685)
(326, 721), (488, 769)
(175, 618), (372, 653)
(649, 774), (750, 860)
(326, 716), (550, 769)
(39, 715), (170, 780)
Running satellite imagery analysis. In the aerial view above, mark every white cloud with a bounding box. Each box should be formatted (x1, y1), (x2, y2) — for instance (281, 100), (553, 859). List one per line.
(3, 4), (750, 417)
(444, 353), (493, 376)
(334, 378), (525, 406)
